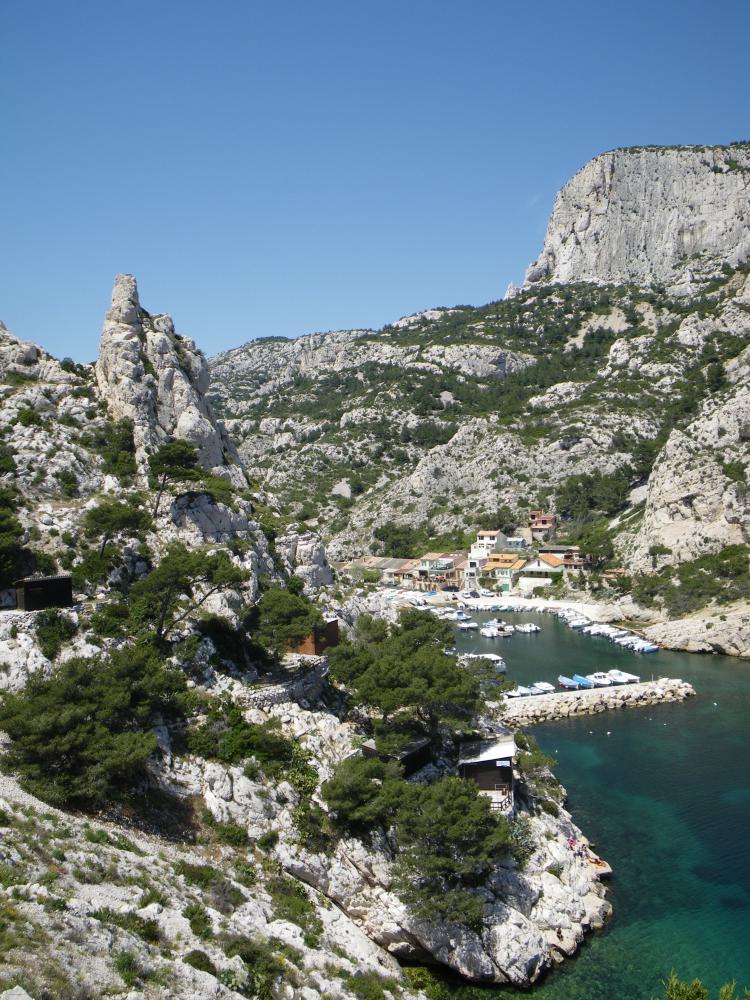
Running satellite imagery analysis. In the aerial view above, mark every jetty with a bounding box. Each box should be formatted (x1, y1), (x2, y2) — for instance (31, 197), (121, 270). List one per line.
(497, 678), (695, 726)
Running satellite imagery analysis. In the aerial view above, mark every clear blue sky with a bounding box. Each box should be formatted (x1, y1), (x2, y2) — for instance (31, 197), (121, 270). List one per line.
(2, 0), (749, 362)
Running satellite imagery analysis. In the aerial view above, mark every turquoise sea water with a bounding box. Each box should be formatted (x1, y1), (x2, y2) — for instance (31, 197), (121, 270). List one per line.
(454, 610), (750, 999)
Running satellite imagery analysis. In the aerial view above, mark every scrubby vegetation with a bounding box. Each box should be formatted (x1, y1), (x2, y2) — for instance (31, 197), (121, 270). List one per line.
(0, 646), (186, 807)
(632, 545), (750, 616)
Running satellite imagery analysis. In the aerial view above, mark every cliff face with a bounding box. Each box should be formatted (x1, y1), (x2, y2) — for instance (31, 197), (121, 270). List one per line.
(96, 274), (246, 487)
(525, 146), (750, 290)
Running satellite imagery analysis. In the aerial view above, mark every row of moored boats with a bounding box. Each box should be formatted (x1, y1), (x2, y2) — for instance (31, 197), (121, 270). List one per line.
(556, 608), (659, 653)
(509, 668), (641, 698)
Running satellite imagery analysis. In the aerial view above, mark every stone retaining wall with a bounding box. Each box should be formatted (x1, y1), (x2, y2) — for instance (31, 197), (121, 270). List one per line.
(240, 657), (329, 709)
(498, 678), (695, 726)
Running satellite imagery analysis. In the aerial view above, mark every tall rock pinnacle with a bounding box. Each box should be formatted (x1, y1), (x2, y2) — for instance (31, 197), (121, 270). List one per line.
(95, 274), (246, 487)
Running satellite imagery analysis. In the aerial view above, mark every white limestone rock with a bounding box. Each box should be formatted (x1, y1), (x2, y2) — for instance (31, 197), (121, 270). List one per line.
(276, 531), (334, 591)
(525, 146), (750, 290)
(95, 274), (245, 487)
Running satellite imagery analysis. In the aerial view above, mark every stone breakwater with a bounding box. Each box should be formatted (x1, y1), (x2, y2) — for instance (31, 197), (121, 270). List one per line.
(499, 678), (695, 726)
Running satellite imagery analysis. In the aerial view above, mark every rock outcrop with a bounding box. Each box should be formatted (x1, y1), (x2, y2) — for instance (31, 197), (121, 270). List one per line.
(525, 145), (750, 290)
(162, 697), (611, 987)
(96, 274), (246, 487)
(624, 360), (750, 573)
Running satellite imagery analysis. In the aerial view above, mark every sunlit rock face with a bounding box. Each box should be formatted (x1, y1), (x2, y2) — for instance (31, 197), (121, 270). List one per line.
(525, 146), (750, 290)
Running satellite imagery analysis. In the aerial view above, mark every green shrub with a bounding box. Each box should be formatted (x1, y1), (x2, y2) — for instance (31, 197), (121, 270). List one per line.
(222, 936), (286, 999)
(267, 873), (323, 947)
(91, 907), (161, 943)
(184, 948), (217, 974)
(0, 645), (186, 807)
(115, 951), (139, 987)
(82, 419), (137, 484)
(184, 901), (213, 940)
(56, 469), (79, 498)
(257, 830), (279, 852)
(339, 970), (403, 1000)
(34, 608), (78, 660)
(186, 700), (300, 778)
(233, 859), (257, 887)
(176, 860), (220, 891)
(16, 406), (43, 427)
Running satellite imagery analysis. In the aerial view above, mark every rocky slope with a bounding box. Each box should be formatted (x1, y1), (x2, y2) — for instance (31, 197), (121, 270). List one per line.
(0, 275), (610, 995)
(211, 267), (750, 567)
(524, 144), (750, 290)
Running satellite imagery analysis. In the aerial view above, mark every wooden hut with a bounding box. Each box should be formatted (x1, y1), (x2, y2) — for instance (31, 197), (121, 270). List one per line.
(360, 736), (432, 777)
(14, 575), (73, 612)
(458, 732), (517, 811)
(289, 617), (340, 656)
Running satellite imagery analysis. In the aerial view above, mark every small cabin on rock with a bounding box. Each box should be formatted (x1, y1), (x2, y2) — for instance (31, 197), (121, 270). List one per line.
(14, 574), (73, 612)
(288, 617), (340, 656)
(360, 736), (432, 777)
(458, 732), (517, 812)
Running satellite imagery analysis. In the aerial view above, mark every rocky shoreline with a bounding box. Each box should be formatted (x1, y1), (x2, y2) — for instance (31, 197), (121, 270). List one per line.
(497, 678), (695, 726)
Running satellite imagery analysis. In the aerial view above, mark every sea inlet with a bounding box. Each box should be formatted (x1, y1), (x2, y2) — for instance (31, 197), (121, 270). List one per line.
(452, 609), (750, 999)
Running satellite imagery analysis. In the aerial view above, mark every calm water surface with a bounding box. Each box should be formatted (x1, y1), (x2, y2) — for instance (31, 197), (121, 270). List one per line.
(453, 610), (750, 998)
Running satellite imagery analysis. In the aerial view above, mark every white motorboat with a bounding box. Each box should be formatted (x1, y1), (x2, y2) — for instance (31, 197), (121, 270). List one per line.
(586, 672), (613, 687)
(607, 669), (641, 684)
(515, 623), (541, 633)
(457, 621), (478, 630)
(530, 681), (555, 694)
(480, 626), (499, 638)
(506, 685), (534, 698)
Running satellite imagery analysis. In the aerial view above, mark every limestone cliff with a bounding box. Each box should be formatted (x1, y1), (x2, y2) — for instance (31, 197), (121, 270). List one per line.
(525, 145), (750, 290)
(96, 274), (246, 488)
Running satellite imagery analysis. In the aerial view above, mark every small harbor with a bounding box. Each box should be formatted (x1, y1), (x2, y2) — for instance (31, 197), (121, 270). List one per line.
(451, 607), (750, 1000)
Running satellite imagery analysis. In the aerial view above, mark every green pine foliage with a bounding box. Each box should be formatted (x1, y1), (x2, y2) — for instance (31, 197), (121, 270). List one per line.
(33, 608), (78, 660)
(244, 585), (324, 658)
(328, 610), (479, 736)
(0, 646), (186, 807)
(0, 486), (25, 588)
(129, 542), (247, 642)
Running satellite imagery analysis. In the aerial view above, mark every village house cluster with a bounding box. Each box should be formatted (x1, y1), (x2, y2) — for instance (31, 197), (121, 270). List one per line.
(338, 511), (594, 595)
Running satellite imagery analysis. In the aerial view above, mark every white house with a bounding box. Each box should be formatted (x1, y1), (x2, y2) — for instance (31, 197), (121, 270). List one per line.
(516, 553), (564, 593)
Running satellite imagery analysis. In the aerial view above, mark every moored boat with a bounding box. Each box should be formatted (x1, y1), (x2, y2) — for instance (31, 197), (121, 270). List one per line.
(607, 669), (640, 684)
(558, 675), (579, 689)
(572, 673), (595, 688)
(457, 621), (478, 630)
(530, 681), (555, 694)
(506, 685), (534, 698)
(586, 671), (614, 687)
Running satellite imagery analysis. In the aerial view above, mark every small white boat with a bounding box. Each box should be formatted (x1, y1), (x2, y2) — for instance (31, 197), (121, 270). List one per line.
(530, 681), (555, 694)
(515, 623), (541, 634)
(607, 669), (641, 683)
(506, 685), (534, 698)
(455, 611), (472, 621)
(586, 672), (613, 687)
(568, 617), (592, 629)
(480, 626), (499, 638)
(457, 621), (478, 630)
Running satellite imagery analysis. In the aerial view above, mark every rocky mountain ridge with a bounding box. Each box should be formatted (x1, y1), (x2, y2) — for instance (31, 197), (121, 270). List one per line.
(524, 144), (750, 291)
(209, 143), (750, 656)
